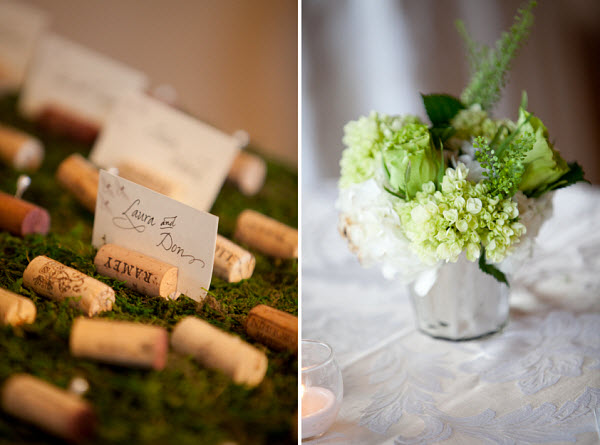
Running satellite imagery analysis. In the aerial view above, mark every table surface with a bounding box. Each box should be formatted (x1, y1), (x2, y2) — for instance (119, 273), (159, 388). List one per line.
(302, 180), (600, 444)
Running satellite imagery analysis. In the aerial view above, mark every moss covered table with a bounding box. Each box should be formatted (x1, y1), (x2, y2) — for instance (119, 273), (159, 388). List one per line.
(0, 94), (298, 444)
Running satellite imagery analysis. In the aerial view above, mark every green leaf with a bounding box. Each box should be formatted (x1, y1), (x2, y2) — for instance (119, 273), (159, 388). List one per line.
(381, 148), (392, 180)
(520, 90), (528, 109)
(404, 160), (412, 200)
(427, 130), (447, 190)
(421, 94), (465, 126)
(383, 185), (406, 200)
(529, 161), (589, 197)
(554, 161), (588, 187)
(478, 248), (509, 285)
(429, 125), (455, 145)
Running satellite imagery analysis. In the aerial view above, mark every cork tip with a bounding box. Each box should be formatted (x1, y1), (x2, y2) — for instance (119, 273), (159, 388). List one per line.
(234, 350), (268, 387)
(228, 152), (267, 196)
(238, 159), (267, 196)
(14, 139), (44, 171)
(16, 298), (36, 325)
(153, 330), (169, 371)
(248, 304), (268, 315)
(85, 299), (101, 317)
(21, 206), (50, 235)
(228, 253), (255, 283)
(159, 267), (178, 299)
(68, 405), (97, 443)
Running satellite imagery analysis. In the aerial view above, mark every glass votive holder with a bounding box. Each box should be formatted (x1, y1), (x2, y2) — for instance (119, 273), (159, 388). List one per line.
(301, 339), (343, 440)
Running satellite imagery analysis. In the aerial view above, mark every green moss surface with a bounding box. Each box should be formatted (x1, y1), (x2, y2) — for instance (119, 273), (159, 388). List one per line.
(0, 94), (298, 444)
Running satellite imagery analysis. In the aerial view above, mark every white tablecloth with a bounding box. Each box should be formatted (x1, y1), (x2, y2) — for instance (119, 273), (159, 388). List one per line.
(302, 181), (600, 444)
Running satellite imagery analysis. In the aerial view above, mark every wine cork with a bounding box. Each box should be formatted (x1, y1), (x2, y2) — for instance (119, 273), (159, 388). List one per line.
(234, 210), (298, 258)
(38, 105), (99, 144)
(246, 305), (297, 353)
(0, 191), (50, 236)
(213, 235), (255, 283)
(70, 318), (168, 370)
(0, 124), (44, 171)
(0, 288), (36, 326)
(23, 256), (115, 317)
(171, 317), (268, 387)
(94, 244), (178, 299)
(56, 154), (99, 213)
(1, 373), (96, 443)
(227, 151), (266, 196)
(117, 161), (180, 199)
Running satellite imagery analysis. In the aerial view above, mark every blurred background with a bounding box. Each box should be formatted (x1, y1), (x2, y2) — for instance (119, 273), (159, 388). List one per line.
(20, 0), (298, 166)
(302, 0), (600, 188)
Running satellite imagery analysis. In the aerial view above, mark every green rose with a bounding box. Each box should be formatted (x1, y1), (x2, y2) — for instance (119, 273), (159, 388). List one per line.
(383, 123), (441, 198)
(339, 113), (423, 188)
(517, 108), (569, 195)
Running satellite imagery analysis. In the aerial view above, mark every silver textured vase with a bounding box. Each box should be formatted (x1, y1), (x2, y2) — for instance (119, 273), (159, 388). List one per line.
(409, 254), (509, 340)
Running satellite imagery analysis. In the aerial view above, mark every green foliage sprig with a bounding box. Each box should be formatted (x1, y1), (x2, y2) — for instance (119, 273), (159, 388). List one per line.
(479, 247), (509, 285)
(474, 130), (534, 198)
(458, 0), (536, 111)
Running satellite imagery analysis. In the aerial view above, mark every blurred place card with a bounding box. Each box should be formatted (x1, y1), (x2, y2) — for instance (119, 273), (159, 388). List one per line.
(92, 170), (218, 302)
(0, 1), (49, 89)
(90, 93), (240, 211)
(19, 33), (148, 125)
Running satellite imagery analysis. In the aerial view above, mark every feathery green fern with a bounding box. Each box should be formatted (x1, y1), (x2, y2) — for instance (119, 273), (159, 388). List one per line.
(474, 129), (534, 198)
(458, 0), (537, 111)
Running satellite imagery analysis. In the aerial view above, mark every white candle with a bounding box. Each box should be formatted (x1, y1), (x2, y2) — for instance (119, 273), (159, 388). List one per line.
(301, 384), (338, 439)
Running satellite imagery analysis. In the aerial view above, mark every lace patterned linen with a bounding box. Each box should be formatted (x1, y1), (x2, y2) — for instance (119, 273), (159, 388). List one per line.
(302, 181), (600, 444)
(460, 312), (600, 396)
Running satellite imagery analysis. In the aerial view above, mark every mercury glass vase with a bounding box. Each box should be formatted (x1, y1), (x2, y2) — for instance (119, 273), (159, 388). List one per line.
(408, 254), (509, 340)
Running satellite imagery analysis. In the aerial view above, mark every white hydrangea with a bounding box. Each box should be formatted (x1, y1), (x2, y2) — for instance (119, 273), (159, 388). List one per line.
(336, 179), (438, 282)
(499, 190), (554, 276)
(457, 141), (485, 183)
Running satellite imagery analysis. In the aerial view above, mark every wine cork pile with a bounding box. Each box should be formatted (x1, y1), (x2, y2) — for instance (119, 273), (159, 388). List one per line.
(1, 247), (297, 442)
(0, 95), (298, 444)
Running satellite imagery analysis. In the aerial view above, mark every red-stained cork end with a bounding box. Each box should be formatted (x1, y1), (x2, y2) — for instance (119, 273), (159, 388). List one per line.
(21, 207), (50, 235)
(68, 405), (97, 443)
(153, 330), (169, 371)
(38, 106), (99, 145)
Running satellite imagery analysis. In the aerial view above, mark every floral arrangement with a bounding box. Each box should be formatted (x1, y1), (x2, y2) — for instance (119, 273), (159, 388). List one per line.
(337, 1), (586, 286)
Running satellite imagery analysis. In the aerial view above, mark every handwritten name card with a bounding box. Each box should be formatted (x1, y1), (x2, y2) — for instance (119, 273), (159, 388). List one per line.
(89, 93), (240, 211)
(0, 1), (49, 89)
(19, 34), (148, 126)
(92, 170), (218, 302)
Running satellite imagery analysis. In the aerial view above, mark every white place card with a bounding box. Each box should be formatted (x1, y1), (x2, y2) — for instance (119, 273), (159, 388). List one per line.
(92, 170), (218, 302)
(0, 1), (49, 89)
(19, 33), (148, 126)
(90, 93), (240, 211)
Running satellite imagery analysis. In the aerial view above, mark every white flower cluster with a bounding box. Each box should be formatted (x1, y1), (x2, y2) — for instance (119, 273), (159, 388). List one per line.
(498, 190), (554, 276)
(336, 179), (435, 282)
